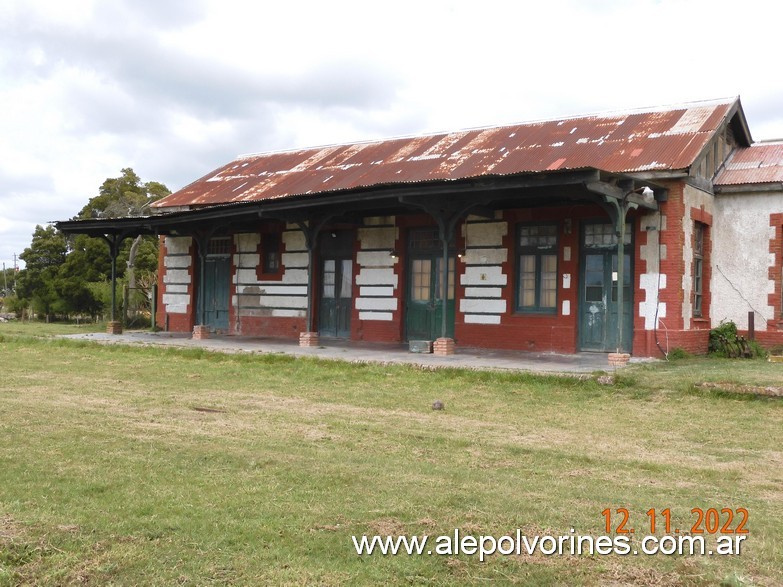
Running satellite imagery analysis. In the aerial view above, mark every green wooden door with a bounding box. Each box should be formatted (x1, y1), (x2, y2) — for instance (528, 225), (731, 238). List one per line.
(204, 239), (231, 332)
(405, 228), (455, 341)
(319, 258), (352, 338)
(318, 231), (353, 338)
(579, 223), (633, 352)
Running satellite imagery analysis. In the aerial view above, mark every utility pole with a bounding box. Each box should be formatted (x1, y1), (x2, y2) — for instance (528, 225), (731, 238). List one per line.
(2, 262), (7, 294)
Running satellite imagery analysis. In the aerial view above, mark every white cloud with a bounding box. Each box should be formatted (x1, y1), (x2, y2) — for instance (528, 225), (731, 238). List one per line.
(1, 0), (782, 267)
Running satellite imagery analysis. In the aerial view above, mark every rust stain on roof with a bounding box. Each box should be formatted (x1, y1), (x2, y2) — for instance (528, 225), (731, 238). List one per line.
(154, 98), (738, 209)
(715, 142), (783, 185)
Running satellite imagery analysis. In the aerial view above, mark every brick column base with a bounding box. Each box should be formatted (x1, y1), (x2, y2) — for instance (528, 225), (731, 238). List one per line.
(107, 321), (123, 335)
(299, 331), (320, 347)
(433, 337), (455, 356)
(193, 325), (210, 340)
(608, 352), (631, 367)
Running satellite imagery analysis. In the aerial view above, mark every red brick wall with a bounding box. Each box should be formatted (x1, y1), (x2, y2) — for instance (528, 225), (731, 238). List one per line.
(153, 183), (724, 357)
(236, 316), (303, 338)
(656, 183), (686, 332)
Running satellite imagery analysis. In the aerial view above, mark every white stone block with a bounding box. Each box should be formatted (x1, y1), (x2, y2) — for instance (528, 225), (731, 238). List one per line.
(357, 251), (395, 267)
(258, 295), (308, 309)
(356, 268), (399, 286)
(235, 233), (260, 253)
(464, 287), (502, 298)
(164, 255), (191, 269)
(165, 236), (192, 255)
(251, 285), (308, 296)
(162, 293), (190, 308)
(464, 314), (501, 325)
(165, 284), (189, 294)
(462, 248), (507, 265)
(460, 298), (506, 314)
(359, 311), (393, 321)
(163, 269), (192, 284)
(235, 268), (260, 285)
(281, 268), (309, 284)
(463, 222), (507, 247)
(460, 266), (507, 286)
(283, 230), (306, 251)
(358, 226), (398, 249)
(360, 286), (395, 297)
(282, 252), (309, 268)
(356, 297), (398, 311)
(234, 253), (260, 269)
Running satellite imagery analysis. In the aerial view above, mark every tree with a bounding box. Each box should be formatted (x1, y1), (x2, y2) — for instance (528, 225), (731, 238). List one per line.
(16, 169), (170, 322)
(71, 168), (170, 292)
(16, 225), (68, 321)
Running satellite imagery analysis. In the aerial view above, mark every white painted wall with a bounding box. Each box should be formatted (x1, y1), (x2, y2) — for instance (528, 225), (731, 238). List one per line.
(637, 211), (667, 329)
(459, 218), (508, 324)
(712, 191), (779, 330)
(232, 229), (308, 321)
(355, 217), (399, 322)
(162, 236), (192, 315)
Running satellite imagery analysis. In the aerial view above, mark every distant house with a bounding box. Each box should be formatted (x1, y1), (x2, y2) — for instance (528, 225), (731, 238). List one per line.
(57, 97), (783, 356)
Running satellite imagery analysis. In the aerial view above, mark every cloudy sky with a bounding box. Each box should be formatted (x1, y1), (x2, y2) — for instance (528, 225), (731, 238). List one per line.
(2, 0), (782, 268)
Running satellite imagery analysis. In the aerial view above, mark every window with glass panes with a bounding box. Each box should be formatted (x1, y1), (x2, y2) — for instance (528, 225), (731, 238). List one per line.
(693, 223), (704, 317)
(517, 224), (558, 312)
(262, 233), (281, 273)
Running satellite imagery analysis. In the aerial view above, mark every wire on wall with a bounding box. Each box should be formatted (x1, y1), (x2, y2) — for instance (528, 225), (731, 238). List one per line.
(715, 264), (768, 322)
(652, 211), (668, 359)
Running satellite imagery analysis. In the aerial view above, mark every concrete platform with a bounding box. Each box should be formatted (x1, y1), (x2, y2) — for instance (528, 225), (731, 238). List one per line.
(60, 331), (651, 375)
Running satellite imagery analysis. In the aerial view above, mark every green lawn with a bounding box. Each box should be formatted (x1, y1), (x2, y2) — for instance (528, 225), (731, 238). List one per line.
(1, 323), (781, 585)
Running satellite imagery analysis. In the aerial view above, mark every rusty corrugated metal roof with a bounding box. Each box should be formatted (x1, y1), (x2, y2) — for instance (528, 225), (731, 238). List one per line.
(154, 98), (739, 209)
(715, 142), (783, 185)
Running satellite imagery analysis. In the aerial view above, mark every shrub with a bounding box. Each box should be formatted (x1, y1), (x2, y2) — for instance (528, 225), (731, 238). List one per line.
(708, 320), (766, 359)
(667, 347), (691, 360)
(708, 320), (738, 355)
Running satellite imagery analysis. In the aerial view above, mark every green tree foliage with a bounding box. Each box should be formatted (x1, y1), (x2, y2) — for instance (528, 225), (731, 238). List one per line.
(16, 225), (68, 320)
(16, 168), (170, 321)
(68, 168), (170, 284)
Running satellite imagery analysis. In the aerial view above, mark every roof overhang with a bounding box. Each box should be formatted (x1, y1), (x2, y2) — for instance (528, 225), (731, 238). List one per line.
(715, 183), (783, 194)
(55, 168), (662, 239)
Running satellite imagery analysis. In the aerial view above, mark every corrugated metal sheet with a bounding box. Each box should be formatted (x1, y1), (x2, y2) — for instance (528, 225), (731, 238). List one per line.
(154, 98), (738, 209)
(715, 142), (783, 185)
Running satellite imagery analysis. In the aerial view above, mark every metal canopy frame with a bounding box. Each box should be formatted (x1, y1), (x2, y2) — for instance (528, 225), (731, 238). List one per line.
(55, 168), (664, 344)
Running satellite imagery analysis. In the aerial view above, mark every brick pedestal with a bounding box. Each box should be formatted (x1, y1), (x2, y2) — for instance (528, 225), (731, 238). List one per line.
(433, 337), (455, 356)
(299, 331), (320, 347)
(107, 321), (123, 335)
(193, 325), (210, 340)
(608, 352), (631, 367)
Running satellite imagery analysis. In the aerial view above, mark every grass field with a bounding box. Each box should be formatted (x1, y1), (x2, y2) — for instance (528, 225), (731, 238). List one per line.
(1, 322), (781, 586)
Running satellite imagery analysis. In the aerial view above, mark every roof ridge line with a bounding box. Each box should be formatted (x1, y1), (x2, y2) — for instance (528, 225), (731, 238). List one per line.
(236, 96), (739, 160)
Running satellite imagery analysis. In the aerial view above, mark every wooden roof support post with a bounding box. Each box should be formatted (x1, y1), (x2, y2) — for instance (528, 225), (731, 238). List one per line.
(587, 178), (662, 359)
(399, 195), (493, 344)
(594, 188), (640, 356)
